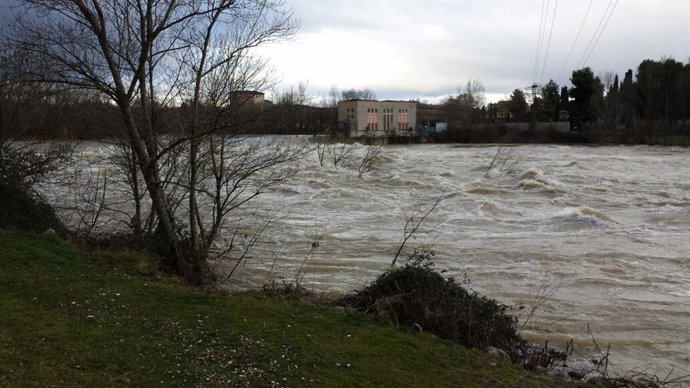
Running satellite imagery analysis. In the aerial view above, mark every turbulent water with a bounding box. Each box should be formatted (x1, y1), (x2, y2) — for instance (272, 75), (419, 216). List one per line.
(59, 141), (690, 377)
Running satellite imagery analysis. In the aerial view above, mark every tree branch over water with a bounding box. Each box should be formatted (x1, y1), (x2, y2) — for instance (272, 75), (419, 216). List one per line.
(392, 191), (445, 267)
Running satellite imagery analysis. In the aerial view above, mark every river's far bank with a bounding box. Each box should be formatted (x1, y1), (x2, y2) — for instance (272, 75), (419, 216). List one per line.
(0, 228), (589, 387)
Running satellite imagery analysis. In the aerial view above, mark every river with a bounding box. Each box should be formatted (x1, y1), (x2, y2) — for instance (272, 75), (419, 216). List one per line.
(55, 141), (690, 377)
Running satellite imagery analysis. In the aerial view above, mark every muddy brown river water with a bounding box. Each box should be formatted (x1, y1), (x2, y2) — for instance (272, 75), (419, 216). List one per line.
(56, 141), (690, 377)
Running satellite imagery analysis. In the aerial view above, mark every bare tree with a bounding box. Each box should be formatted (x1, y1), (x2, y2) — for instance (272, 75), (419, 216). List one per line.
(6, 0), (299, 281)
(485, 146), (519, 178)
(391, 192), (445, 267)
(315, 141), (328, 167)
(0, 49), (41, 141)
(326, 85), (340, 107)
(0, 48), (72, 194)
(105, 136), (151, 238)
(341, 88), (376, 101)
(270, 81), (313, 133)
(71, 168), (111, 238)
(443, 79), (486, 128)
(329, 143), (353, 168)
(357, 145), (383, 177)
(320, 85), (340, 133)
(273, 81), (312, 106)
(190, 136), (306, 262)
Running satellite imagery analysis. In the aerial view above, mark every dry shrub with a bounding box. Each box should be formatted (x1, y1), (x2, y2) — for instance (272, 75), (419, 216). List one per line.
(0, 142), (70, 234)
(341, 264), (522, 354)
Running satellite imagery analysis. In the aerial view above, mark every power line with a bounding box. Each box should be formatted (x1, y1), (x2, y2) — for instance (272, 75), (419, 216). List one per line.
(575, 0), (614, 69)
(582, 0), (620, 67)
(532, 0), (549, 83)
(576, 0), (615, 69)
(558, 0), (594, 79)
(539, 0), (559, 84)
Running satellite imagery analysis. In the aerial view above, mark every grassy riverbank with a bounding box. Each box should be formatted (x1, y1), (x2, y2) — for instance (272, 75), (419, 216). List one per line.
(0, 229), (587, 387)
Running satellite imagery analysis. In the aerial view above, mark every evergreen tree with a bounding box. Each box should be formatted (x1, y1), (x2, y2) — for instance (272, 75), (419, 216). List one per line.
(507, 89), (528, 122)
(569, 67), (602, 129)
(636, 59), (663, 127)
(540, 80), (560, 122)
(660, 58), (685, 126)
(559, 86), (569, 123)
(619, 69), (636, 128)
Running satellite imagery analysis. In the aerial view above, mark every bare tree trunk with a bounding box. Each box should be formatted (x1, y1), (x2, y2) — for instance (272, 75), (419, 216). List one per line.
(6, 0), (299, 282)
(119, 102), (179, 260)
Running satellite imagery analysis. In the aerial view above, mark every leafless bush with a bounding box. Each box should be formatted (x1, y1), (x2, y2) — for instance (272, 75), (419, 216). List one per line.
(106, 137), (154, 237)
(519, 274), (572, 331)
(223, 211), (280, 281)
(357, 145), (383, 177)
(72, 168), (111, 238)
(485, 146), (520, 178)
(0, 140), (73, 191)
(391, 191), (445, 266)
(0, 141), (72, 232)
(329, 143), (353, 168)
(520, 339), (572, 371)
(295, 233), (323, 286)
(581, 325), (690, 387)
(315, 141), (328, 167)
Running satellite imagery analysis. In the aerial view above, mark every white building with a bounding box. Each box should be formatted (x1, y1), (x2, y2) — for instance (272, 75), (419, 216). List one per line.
(338, 100), (417, 142)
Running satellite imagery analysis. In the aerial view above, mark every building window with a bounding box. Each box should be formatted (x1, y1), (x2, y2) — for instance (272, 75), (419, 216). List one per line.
(383, 108), (394, 131)
(398, 111), (409, 130)
(368, 111), (378, 130)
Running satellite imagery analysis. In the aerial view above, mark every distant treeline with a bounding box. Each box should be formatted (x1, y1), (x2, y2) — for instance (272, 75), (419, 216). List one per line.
(3, 55), (690, 145)
(0, 91), (336, 140)
(434, 57), (690, 145)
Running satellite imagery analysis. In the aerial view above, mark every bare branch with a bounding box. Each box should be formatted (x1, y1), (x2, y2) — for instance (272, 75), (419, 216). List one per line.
(392, 191), (445, 267)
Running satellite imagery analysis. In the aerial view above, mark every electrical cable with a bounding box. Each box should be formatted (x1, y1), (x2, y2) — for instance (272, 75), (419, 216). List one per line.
(558, 0), (594, 79)
(539, 0), (560, 84)
(582, 0), (620, 67)
(533, 0), (549, 84)
(576, 0), (615, 69)
(582, 0), (618, 67)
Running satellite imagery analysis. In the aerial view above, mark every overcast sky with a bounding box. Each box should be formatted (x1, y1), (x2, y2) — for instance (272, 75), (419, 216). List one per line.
(1, 1), (688, 103)
(259, 0), (690, 103)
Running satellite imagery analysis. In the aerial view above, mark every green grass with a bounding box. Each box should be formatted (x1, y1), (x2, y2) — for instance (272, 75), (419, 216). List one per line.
(0, 229), (586, 387)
